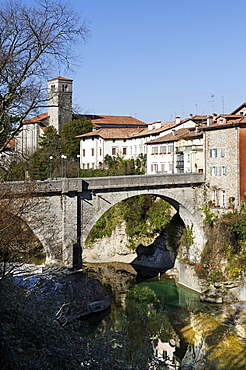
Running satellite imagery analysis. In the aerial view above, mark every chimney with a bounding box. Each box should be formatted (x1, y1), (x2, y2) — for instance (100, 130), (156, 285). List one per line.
(207, 115), (213, 126)
(212, 113), (217, 122)
(172, 129), (176, 136)
(155, 121), (161, 129)
(190, 113), (193, 118)
(176, 116), (181, 125)
(148, 123), (154, 131)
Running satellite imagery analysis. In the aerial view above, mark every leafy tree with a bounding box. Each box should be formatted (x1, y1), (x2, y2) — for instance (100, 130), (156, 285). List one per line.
(39, 126), (62, 153)
(61, 118), (93, 158)
(28, 126), (63, 179)
(0, 0), (89, 153)
(103, 154), (146, 176)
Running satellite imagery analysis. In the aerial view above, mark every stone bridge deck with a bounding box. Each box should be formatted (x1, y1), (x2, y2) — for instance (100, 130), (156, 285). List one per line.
(3, 173), (205, 194)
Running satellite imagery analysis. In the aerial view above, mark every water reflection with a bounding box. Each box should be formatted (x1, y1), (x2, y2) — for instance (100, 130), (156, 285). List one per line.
(83, 262), (246, 369)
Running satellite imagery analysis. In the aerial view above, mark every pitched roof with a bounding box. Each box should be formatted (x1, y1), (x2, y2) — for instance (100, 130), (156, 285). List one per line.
(202, 115), (246, 131)
(130, 116), (205, 139)
(73, 114), (147, 127)
(48, 76), (73, 82)
(76, 127), (144, 140)
(131, 120), (177, 138)
(24, 113), (49, 124)
(146, 127), (203, 144)
(230, 102), (246, 115)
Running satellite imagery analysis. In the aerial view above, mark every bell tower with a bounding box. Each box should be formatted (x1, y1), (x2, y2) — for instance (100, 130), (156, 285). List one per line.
(48, 76), (73, 134)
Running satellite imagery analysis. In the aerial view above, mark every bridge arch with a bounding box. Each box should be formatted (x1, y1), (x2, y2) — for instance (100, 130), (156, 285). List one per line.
(82, 186), (205, 263)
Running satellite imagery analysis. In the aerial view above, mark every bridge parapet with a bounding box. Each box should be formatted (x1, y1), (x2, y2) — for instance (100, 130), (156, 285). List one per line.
(0, 174), (205, 195)
(82, 173), (205, 191)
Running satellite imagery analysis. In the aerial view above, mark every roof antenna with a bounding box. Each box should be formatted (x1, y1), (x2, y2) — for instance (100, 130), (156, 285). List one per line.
(209, 95), (214, 112)
(222, 96), (225, 114)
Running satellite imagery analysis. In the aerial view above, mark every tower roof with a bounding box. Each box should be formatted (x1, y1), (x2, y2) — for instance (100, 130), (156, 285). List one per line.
(48, 76), (73, 82)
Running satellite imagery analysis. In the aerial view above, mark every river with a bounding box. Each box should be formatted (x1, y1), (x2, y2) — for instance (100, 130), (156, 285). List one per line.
(81, 262), (246, 370)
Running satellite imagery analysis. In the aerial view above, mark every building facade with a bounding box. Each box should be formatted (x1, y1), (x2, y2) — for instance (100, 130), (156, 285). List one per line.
(203, 116), (246, 208)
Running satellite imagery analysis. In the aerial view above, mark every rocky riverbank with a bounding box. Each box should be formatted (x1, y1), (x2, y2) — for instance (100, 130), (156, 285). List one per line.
(14, 265), (111, 324)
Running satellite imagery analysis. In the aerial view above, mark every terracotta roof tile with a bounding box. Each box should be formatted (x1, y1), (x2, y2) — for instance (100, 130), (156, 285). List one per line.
(48, 76), (73, 82)
(24, 113), (49, 124)
(231, 102), (246, 115)
(76, 127), (143, 140)
(203, 115), (246, 130)
(146, 127), (203, 144)
(131, 121), (176, 138)
(73, 114), (147, 127)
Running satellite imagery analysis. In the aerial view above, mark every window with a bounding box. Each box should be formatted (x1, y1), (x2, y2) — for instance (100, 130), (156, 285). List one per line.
(112, 147), (116, 155)
(161, 163), (165, 173)
(168, 145), (173, 153)
(82, 149), (85, 157)
(87, 163), (90, 169)
(168, 162), (173, 172)
(210, 166), (217, 176)
(153, 163), (158, 172)
(134, 145), (137, 154)
(210, 148), (218, 158)
(82, 164), (85, 169)
(176, 153), (184, 171)
(221, 148), (225, 157)
(221, 166), (227, 175)
(152, 146), (158, 154)
(187, 154), (190, 163)
(123, 147), (127, 155)
(99, 148), (102, 156)
(160, 146), (167, 154)
(91, 148), (94, 156)
(222, 190), (226, 207)
(212, 189), (216, 203)
(51, 84), (55, 91)
(62, 84), (68, 92)
(92, 163), (95, 169)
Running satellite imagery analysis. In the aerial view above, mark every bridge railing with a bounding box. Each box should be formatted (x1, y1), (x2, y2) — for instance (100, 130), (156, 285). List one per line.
(0, 173), (205, 195)
(82, 173), (205, 191)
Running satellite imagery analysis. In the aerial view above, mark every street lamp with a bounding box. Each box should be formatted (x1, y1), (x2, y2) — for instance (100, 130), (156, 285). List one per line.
(49, 156), (53, 179)
(77, 154), (80, 177)
(61, 154), (67, 177)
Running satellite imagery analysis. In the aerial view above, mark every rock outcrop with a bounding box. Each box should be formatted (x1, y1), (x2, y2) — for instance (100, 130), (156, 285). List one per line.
(131, 232), (175, 276)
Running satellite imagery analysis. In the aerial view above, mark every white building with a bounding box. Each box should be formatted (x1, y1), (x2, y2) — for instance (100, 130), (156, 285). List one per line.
(77, 116), (211, 171)
(146, 125), (205, 175)
(77, 127), (145, 169)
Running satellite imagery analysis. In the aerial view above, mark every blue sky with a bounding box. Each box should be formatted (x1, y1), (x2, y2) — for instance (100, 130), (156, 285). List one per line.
(10, 1), (246, 122)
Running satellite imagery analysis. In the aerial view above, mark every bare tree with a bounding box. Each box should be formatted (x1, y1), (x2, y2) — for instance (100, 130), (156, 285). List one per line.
(0, 0), (89, 153)
(0, 181), (44, 278)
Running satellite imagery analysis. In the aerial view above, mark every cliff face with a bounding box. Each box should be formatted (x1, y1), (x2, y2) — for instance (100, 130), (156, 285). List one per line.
(83, 222), (137, 263)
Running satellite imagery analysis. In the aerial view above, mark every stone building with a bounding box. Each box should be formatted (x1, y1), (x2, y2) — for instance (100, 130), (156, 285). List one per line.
(203, 114), (246, 208)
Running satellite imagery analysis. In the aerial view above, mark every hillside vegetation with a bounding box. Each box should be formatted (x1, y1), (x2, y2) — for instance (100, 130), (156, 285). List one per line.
(86, 194), (181, 251)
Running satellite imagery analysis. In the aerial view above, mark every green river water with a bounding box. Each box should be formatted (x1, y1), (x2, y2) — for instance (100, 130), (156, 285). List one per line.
(82, 263), (246, 370)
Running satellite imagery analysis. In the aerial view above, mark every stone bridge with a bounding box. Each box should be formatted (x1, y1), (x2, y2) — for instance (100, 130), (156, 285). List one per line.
(2, 173), (206, 268)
